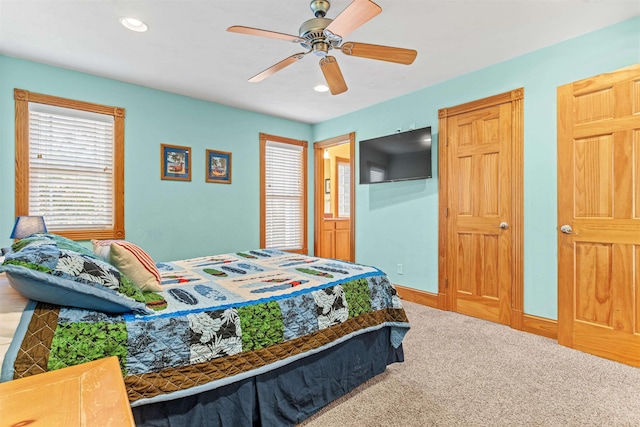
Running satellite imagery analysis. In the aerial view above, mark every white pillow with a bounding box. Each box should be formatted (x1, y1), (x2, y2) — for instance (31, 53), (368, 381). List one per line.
(92, 240), (162, 292)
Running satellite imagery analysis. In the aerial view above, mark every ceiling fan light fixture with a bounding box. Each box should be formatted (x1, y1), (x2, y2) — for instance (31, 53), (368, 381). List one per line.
(314, 84), (330, 93)
(120, 17), (148, 32)
(312, 42), (329, 57)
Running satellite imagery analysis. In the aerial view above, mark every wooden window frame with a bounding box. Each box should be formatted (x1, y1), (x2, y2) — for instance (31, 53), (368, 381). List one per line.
(14, 88), (125, 241)
(259, 132), (308, 254)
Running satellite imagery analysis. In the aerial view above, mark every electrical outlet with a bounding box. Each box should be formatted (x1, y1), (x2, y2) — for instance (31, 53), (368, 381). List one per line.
(397, 264), (403, 275)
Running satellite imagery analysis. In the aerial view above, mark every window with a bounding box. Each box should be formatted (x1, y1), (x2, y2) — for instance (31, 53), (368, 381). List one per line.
(260, 133), (307, 254)
(336, 159), (350, 218)
(14, 89), (125, 240)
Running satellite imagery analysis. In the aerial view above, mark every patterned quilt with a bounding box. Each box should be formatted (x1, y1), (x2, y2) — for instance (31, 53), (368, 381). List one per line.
(3, 249), (410, 406)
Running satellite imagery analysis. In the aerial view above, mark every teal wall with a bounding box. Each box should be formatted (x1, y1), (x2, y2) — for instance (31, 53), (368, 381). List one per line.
(1, 17), (638, 320)
(0, 55), (312, 262)
(312, 16), (640, 319)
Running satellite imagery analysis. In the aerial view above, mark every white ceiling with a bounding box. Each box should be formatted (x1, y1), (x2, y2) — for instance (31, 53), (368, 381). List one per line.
(1, 1), (638, 124)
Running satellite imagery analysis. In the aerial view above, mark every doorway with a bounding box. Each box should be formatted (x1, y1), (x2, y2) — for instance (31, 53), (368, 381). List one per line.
(557, 64), (640, 366)
(438, 89), (524, 328)
(314, 133), (355, 262)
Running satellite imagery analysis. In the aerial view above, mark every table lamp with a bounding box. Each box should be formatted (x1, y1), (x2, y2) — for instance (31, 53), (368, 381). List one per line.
(10, 216), (48, 239)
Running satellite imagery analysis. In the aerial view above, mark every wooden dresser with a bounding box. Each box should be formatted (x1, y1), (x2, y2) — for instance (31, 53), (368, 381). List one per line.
(0, 356), (135, 426)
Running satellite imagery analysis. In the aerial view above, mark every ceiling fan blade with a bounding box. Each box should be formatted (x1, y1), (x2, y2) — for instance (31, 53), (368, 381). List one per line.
(227, 26), (305, 43)
(319, 56), (348, 95)
(249, 52), (308, 83)
(341, 42), (417, 65)
(324, 0), (382, 40)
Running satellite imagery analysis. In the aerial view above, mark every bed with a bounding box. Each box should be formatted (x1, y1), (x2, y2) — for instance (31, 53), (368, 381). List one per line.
(0, 234), (409, 426)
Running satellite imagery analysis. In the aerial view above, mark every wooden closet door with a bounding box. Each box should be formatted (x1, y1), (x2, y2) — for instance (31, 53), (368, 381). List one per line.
(557, 64), (640, 366)
(447, 103), (514, 325)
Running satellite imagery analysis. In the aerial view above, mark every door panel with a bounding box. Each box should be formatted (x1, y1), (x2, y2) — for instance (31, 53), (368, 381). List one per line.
(335, 220), (351, 261)
(482, 234), (499, 298)
(574, 242), (613, 326)
(557, 64), (640, 366)
(321, 219), (336, 259)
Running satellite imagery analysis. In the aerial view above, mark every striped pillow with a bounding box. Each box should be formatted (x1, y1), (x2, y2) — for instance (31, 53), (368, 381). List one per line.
(92, 240), (162, 292)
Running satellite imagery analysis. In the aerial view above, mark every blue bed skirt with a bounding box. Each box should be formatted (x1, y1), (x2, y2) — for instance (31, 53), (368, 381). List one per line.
(132, 326), (404, 427)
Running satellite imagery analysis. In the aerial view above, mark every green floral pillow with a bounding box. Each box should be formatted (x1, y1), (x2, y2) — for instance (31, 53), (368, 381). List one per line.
(1, 234), (152, 315)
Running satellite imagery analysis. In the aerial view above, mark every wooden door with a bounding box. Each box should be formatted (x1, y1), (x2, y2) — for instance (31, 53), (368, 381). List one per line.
(557, 64), (640, 366)
(439, 89), (524, 328)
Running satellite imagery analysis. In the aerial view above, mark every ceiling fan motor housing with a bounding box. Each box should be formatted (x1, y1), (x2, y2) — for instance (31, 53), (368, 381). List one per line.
(299, 17), (339, 55)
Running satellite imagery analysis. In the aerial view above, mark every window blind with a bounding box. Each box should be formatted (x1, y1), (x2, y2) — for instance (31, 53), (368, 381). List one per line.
(28, 102), (115, 231)
(337, 161), (350, 218)
(264, 140), (304, 250)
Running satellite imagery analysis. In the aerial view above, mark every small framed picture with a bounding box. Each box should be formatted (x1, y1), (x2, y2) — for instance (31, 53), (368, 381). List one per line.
(161, 144), (192, 181)
(325, 178), (330, 194)
(206, 149), (232, 184)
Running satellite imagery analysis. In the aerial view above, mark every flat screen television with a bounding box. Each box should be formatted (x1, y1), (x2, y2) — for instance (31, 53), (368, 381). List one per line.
(359, 126), (432, 184)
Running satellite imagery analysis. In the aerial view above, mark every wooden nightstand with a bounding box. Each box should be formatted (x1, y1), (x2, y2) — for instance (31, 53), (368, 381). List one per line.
(0, 356), (135, 426)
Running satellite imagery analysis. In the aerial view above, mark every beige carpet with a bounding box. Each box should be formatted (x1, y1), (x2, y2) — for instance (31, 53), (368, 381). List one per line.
(300, 301), (640, 426)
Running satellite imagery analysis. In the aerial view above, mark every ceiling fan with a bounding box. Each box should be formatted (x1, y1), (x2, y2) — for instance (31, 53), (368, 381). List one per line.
(227, 0), (417, 95)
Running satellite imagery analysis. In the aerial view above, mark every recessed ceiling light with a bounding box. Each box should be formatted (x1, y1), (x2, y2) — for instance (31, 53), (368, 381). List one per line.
(314, 84), (329, 93)
(120, 17), (148, 32)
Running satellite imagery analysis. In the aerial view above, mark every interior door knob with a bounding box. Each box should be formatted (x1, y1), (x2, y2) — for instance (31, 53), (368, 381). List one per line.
(560, 225), (573, 234)
(499, 222), (509, 229)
